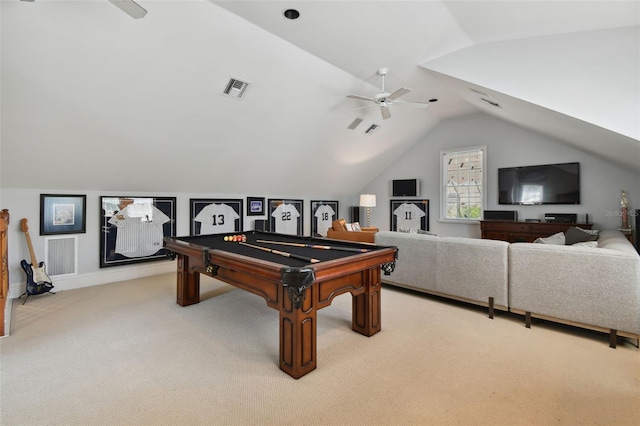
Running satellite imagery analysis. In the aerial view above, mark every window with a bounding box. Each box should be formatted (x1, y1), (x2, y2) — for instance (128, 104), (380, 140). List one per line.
(441, 146), (486, 221)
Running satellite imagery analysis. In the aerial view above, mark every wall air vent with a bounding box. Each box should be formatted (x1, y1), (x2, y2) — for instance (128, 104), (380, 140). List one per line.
(365, 124), (380, 134)
(222, 78), (249, 99)
(45, 236), (78, 276)
(347, 118), (363, 130)
(480, 97), (502, 108)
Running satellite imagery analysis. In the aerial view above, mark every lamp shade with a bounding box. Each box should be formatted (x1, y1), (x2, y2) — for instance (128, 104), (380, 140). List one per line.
(359, 194), (376, 208)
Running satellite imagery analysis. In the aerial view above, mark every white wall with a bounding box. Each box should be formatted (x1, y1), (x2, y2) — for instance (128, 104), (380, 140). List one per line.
(361, 113), (639, 237)
(4, 113), (638, 296)
(2, 189), (352, 298)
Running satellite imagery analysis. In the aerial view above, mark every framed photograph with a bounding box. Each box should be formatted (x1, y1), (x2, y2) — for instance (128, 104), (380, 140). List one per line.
(40, 194), (86, 235)
(268, 199), (303, 236)
(190, 198), (243, 235)
(100, 196), (176, 268)
(310, 200), (338, 237)
(246, 196), (265, 216)
(390, 199), (429, 232)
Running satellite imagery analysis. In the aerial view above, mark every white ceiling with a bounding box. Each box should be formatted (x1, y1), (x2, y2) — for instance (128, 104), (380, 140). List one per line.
(1, 0), (639, 197)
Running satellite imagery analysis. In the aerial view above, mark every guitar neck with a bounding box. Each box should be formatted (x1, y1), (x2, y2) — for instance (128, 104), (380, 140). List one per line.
(24, 231), (39, 266)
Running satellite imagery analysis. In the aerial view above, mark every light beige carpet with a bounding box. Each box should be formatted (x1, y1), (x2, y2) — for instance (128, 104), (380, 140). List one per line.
(1, 272), (639, 425)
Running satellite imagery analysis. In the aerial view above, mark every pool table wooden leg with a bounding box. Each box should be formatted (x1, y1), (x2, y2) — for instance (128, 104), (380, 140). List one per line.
(176, 254), (200, 306)
(279, 284), (317, 379)
(352, 267), (382, 336)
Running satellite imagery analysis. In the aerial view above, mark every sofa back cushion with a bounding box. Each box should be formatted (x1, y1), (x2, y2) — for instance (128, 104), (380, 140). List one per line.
(436, 237), (509, 308)
(375, 231), (438, 292)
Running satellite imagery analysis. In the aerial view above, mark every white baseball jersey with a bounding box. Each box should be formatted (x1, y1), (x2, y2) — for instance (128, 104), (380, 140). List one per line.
(272, 203), (300, 235)
(314, 204), (335, 236)
(108, 204), (170, 257)
(194, 203), (239, 234)
(393, 203), (425, 232)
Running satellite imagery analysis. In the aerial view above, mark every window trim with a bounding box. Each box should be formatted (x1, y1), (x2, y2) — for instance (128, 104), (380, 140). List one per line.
(439, 145), (487, 223)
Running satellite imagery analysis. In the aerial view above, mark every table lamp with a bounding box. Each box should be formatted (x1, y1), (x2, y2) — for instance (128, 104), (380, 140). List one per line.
(359, 194), (376, 228)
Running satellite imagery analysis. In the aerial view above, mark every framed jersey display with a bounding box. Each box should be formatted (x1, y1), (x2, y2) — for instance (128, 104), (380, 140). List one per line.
(190, 198), (243, 235)
(310, 200), (338, 237)
(100, 196), (176, 268)
(390, 199), (429, 233)
(268, 199), (303, 236)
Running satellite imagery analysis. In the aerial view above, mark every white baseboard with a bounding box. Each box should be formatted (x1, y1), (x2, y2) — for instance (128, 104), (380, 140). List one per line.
(9, 260), (176, 299)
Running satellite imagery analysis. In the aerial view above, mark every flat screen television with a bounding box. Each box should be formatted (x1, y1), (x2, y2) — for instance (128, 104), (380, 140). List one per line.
(392, 179), (420, 197)
(498, 162), (580, 205)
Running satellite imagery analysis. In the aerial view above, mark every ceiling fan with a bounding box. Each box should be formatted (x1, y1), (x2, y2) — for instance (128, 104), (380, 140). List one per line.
(347, 68), (432, 120)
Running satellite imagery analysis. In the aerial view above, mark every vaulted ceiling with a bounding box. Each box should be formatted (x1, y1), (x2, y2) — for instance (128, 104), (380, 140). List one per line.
(2, 1), (638, 197)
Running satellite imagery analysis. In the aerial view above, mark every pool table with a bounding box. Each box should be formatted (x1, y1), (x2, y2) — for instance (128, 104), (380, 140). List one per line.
(163, 231), (397, 379)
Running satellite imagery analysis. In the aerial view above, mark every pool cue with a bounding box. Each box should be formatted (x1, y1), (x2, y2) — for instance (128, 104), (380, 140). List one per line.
(239, 242), (320, 264)
(256, 239), (370, 253)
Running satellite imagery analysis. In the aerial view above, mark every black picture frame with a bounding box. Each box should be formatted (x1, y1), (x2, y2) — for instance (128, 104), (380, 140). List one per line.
(390, 199), (429, 232)
(268, 199), (303, 236)
(190, 198), (243, 235)
(100, 196), (176, 268)
(310, 200), (338, 237)
(246, 196), (265, 216)
(40, 194), (86, 235)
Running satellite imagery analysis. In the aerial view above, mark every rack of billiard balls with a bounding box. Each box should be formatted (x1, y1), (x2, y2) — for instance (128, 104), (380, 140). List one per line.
(223, 234), (247, 242)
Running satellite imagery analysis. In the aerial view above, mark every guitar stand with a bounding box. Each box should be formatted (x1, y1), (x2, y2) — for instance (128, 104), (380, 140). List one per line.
(19, 289), (56, 305)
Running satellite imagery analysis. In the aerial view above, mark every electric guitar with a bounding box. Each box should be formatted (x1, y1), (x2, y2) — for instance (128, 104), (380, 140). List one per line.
(20, 218), (54, 296)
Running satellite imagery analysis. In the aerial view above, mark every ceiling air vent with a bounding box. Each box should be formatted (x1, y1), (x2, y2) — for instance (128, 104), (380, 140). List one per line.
(480, 97), (502, 108)
(347, 118), (363, 130)
(365, 124), (380, 134)
(222, 78), (249, 99)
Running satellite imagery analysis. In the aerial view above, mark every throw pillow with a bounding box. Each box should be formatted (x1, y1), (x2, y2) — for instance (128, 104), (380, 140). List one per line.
(534, 232), (566, 245)
(351, 222), (362, 232)
(565, 226), (599, 245)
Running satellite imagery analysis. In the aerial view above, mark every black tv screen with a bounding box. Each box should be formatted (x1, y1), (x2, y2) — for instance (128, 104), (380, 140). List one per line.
(392, 179), (419, 197)
(498, 162), (580, 205)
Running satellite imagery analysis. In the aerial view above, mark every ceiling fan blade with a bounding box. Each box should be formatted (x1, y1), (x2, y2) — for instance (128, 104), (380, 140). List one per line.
(387, 87), (411, 100)
(109, 0), (148, 19)
(347, 94), (376, 102)
(380, 106), (391, 120)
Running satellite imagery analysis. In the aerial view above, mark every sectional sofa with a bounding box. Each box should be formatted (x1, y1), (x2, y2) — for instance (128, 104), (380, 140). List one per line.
(374, 229), (640, 345)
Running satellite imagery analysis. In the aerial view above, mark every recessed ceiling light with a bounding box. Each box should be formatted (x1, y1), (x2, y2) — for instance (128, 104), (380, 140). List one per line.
(283, 9), (300, 20)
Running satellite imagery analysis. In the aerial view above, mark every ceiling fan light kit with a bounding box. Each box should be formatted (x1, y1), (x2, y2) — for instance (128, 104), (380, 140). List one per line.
(347, 68), (432, 120)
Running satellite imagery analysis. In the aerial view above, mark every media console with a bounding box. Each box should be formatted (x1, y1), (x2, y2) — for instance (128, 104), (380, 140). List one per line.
(480, 220), (592, 243)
